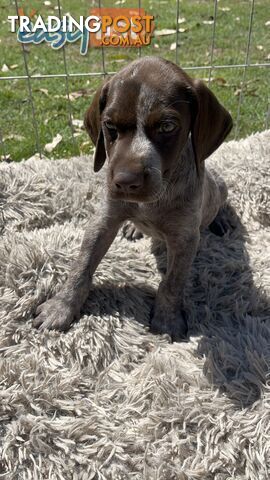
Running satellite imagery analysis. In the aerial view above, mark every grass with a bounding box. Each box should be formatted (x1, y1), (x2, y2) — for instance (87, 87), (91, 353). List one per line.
(0, 0), (269, 162)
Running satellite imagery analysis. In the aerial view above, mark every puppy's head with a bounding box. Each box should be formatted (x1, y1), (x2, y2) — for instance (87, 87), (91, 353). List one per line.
(85, 57), (232, 203)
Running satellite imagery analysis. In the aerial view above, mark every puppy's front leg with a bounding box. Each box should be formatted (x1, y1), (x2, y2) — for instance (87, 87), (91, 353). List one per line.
(151, 230), (200, 340)
(33, 207), (124, 331)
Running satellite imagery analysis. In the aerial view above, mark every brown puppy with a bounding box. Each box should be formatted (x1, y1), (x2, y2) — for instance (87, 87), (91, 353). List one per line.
(33, 56), (232, 339)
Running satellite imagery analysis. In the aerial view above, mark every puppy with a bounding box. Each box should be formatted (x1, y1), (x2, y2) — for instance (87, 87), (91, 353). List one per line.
(33, 56), (232, 339)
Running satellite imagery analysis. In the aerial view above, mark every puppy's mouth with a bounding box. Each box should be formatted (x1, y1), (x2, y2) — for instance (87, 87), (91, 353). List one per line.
(108, 167), (165, 203)
(108, 187), (163, 204)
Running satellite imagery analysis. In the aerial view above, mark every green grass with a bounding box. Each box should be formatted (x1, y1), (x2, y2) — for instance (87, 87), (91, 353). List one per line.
(0, 0), (269, 161)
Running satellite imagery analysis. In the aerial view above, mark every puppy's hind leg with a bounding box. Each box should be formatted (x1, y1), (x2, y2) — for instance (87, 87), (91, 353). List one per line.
(209, 209), (230, 237)
(210, 172), (239, 236)
(209, 204), (237, 237)
(204, 170), (231, 237)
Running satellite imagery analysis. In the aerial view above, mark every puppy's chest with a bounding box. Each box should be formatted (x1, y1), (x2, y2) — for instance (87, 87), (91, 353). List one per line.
(132, 205), (177, 240)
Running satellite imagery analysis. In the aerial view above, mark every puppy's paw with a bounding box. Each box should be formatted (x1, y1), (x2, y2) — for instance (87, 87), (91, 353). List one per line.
(33, 296), (78, 331)
(122, 222), (143, 241)
(150, 304), (188, 341)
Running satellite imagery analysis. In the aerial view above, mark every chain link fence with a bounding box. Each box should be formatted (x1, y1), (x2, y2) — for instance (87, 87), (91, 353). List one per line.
(0, 0), (269, 161)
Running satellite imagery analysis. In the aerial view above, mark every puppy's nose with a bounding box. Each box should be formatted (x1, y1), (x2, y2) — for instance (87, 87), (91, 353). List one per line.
(114, 171), (144, 192)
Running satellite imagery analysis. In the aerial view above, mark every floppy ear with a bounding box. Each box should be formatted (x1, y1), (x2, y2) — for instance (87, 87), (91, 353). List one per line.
(190, 79), (233, 165)
(84, 81), (109, 172)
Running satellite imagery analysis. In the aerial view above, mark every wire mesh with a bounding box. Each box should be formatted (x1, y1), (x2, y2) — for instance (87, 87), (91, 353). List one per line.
(0, 62), (269, 83)
(0, 128), (7, 161)
(98, 0), (107, 76)
(235, 0), (255, 139)
(207, 0), (218, 86)
(0, 0), (269, 161)
(266, 105), (270, 129)
(14, 0), (41, 158)
(175, 0), (180, 65)
(56, 0), (77, 154)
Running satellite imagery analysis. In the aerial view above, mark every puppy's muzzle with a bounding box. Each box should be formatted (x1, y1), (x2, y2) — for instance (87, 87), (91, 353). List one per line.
(113, 169), (145, 194)
(110, 166), (163, 202)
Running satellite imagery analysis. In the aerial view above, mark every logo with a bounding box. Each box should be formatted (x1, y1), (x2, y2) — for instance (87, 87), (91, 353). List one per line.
(8, 8), (155, 54)
(89, 8), (154, 47)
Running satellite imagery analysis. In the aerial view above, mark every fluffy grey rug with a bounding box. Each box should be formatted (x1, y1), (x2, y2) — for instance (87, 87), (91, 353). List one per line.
(0, 130), (269, 480)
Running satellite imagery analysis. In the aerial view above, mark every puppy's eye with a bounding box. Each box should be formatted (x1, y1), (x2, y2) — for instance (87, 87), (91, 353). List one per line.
(104, 121), (117, 131)
(158, 122), (177, 134)
(104, 121), (118, 140)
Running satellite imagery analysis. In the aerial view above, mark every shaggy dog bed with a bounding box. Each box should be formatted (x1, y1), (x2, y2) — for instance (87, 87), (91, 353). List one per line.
(0, 130), (269, 480)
